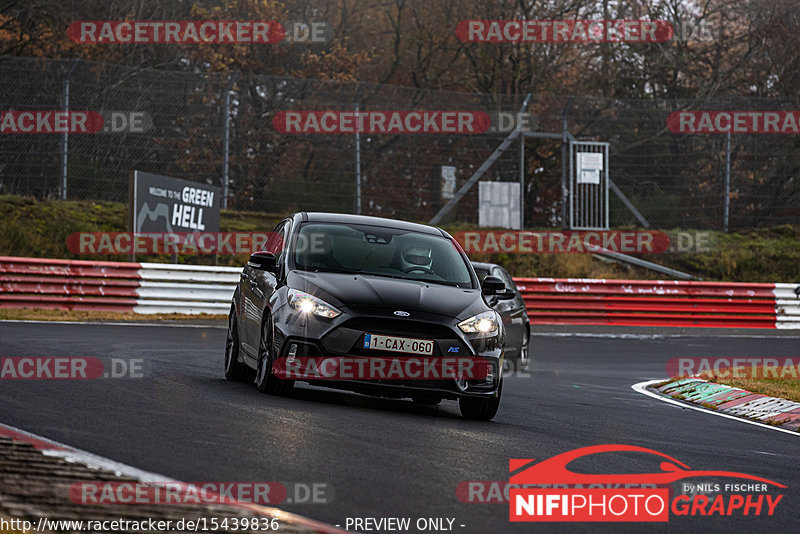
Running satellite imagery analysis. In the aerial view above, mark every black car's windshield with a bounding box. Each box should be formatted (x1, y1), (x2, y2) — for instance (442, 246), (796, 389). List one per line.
(292, 222), (473, 288)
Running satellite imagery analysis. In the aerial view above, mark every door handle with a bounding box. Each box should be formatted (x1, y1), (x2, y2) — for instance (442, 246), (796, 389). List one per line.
(240, 272), (247, 279)
(249, 280), (258, 288)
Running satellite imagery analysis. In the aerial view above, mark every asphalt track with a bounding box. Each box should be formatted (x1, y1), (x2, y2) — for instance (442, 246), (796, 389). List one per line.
(1, 321), (799, 534)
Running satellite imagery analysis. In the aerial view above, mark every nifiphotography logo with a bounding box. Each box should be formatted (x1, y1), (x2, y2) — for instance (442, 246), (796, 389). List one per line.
(509, 445), (785, 522)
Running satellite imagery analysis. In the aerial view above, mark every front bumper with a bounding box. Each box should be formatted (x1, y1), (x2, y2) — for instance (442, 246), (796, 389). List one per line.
(271, 304), (503, 400)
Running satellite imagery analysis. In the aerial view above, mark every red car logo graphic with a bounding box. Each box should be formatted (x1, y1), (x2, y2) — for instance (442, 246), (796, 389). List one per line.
(510, 444), (786, 487)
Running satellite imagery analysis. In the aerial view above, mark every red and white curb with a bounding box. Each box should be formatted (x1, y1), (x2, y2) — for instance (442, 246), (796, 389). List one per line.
(0, 422), (348, 533)
(632, 379), (800, 437)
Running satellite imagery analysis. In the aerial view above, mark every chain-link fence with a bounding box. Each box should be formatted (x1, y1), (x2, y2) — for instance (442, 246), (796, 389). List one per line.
(1, 56), (799, 231)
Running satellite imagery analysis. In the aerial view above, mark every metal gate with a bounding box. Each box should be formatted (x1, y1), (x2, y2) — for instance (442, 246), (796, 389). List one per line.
(569, 141), (609, 230)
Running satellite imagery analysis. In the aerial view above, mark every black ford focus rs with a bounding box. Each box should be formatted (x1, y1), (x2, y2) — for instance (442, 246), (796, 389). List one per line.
(224, 212), (508, 420)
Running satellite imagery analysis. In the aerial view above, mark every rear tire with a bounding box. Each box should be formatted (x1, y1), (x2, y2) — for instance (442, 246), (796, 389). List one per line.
(255, 314), (294, 396)
(459, 381), (502, 421)
(224, 307), (252, 382)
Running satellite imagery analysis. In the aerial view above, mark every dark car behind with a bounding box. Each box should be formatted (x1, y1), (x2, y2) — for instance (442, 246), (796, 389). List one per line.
(471, 262), (530, 371)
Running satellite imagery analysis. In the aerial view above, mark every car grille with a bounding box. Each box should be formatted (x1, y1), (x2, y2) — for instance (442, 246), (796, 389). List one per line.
(339, 317), (455, 340)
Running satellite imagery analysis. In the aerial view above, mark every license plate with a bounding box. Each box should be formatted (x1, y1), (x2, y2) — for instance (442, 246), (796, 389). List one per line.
(363, 334), (434, 356)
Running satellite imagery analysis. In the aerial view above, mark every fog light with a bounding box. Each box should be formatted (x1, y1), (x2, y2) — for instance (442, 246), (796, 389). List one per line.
(485, 363), (494, 383)
(287, 344), (298, 364)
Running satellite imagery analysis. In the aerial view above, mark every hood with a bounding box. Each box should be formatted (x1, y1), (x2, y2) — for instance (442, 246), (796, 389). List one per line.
(287, 270), (488, 320)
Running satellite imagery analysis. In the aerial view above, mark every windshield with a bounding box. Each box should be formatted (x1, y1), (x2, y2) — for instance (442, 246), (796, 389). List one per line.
(292, 222), (474, 288)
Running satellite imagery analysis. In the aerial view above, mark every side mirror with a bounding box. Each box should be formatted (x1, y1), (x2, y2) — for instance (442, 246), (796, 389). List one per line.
(248, 251), (277, 272)
(493, 289), (516, 300)
(482, 276), (506, 296)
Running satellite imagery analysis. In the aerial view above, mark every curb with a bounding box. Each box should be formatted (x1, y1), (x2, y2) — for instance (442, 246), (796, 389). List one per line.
(0, 423), (348, 534)
(650, 378), (800, 432)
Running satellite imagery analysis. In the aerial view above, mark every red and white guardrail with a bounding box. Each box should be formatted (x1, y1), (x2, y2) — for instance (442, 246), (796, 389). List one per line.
(0, 256), (238, 315)
(1, 257), (798, 327)
(516, 278), (800, 329)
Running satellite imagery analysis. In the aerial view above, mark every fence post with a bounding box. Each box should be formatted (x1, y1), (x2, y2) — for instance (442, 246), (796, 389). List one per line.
(221, 71), (240, 209)
(354, 82), (363, 215)
(519, 131), (525, 229)
(60, 59), (79, 200)
(724, 130), (731, 232)
(560, 97), (573, 229)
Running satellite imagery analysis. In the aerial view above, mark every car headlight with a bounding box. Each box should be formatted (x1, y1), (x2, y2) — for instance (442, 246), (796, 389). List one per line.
(288, 289), (341, 318)
(458, 311), (499, 335)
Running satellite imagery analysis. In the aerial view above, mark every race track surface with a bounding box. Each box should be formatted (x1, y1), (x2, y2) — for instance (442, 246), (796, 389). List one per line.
(1, 322), (798, 533)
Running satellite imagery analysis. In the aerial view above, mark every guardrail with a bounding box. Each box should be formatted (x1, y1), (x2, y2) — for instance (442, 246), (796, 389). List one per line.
(514, 278), (800, 329)
(1, 257), (799, 327)
(0, 256), (238, 315)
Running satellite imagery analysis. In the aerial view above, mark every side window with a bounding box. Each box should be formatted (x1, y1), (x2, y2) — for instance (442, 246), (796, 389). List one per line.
(264, 221), (288, 255)
(493, 267), (517, 292)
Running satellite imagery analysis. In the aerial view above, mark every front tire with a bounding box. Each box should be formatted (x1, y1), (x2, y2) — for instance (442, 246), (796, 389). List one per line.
(255, 314), (294, 396)
(459, 380), (502, 420)
(224, 306), (252, 382)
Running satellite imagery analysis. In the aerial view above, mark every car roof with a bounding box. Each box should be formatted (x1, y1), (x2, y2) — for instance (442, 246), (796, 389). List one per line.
(300, 212), (444, 236)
